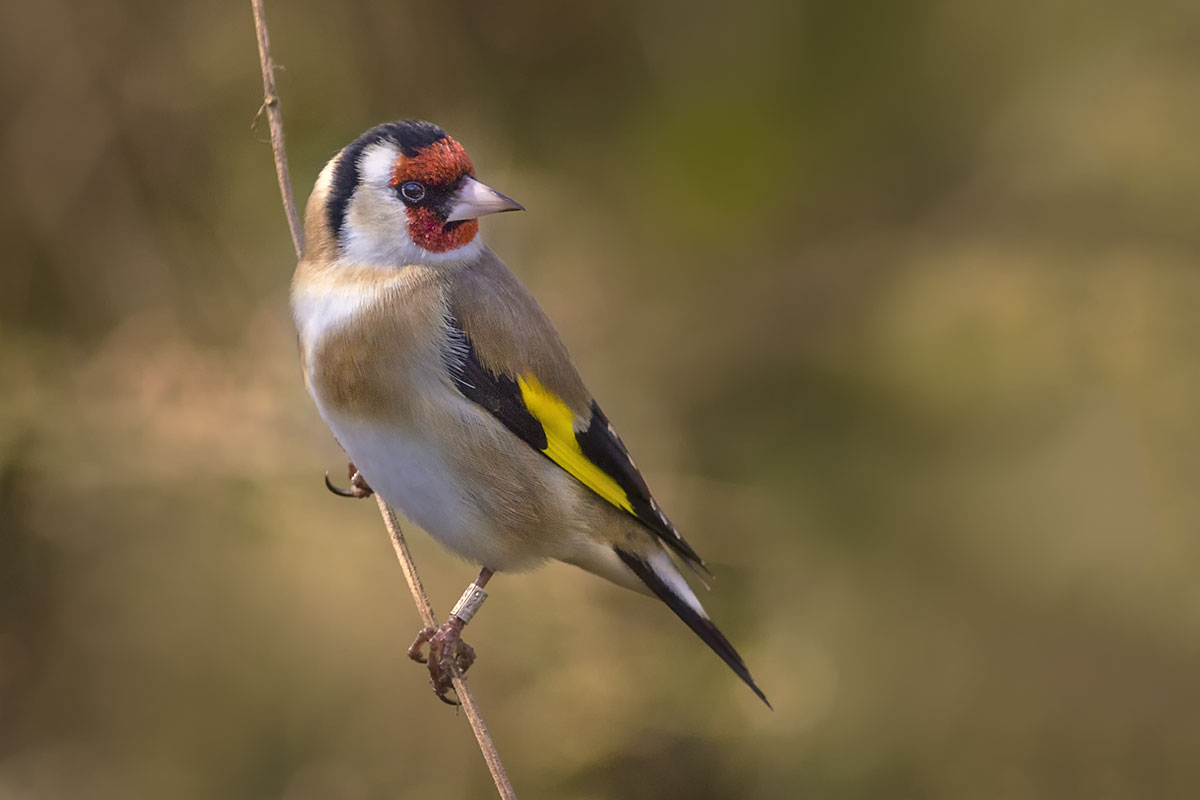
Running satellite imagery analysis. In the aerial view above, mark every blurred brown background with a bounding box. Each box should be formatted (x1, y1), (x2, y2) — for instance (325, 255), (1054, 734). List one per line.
(3, 0), (1200, 797)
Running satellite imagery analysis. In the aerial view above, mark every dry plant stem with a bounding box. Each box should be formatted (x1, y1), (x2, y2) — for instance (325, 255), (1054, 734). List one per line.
(376, 498), (516, 800)
(249, 2), (516, 798)
(251, 0), (303, 257)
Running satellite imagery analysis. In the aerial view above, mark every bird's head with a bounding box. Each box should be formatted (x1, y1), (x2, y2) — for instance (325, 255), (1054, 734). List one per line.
(309, 120), (522, 266)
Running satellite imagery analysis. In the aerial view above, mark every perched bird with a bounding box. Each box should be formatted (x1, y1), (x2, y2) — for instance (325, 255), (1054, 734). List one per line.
(291, 120), (768, 706)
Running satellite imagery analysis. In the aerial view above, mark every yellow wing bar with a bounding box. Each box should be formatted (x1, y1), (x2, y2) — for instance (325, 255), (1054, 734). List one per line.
(517, 374), (634, 514)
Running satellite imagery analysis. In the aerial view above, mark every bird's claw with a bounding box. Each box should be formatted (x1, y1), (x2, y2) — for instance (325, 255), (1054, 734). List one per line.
(324, 463), (373, 499)
(407, 619), (475, 704)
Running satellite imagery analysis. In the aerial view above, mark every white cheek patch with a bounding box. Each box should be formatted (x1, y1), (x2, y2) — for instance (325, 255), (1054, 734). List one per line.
(340, 191), (485, 268)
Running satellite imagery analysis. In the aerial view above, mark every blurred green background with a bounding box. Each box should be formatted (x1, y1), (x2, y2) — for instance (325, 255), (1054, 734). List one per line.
(3, 0), (1200, 797)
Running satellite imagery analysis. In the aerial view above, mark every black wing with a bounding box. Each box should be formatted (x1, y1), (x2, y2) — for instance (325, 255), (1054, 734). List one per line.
(447, 318), (706, 571)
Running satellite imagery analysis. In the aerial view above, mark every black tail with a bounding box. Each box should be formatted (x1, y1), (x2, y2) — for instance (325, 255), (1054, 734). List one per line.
(615, 548), (771, 708)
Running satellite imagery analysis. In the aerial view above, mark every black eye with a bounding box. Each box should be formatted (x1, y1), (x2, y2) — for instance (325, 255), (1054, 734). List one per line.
(399, 181), (426, 203)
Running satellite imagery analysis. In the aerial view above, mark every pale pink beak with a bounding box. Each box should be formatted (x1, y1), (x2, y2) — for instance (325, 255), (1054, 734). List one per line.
(445, 176), (525, 222)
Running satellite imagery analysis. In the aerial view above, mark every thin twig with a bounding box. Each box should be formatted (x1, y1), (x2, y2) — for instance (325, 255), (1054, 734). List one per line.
(251, 0), (303, 257)
(375, 497), (516, 798)
(249, 3), (516, 798)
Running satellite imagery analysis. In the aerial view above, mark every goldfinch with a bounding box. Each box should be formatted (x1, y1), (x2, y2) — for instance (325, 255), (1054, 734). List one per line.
(291, 120), (768, 707)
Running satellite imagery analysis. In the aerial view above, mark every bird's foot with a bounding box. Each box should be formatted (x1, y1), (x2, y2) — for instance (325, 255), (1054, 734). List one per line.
(407, 617), (475, 704)
(324, 462), (373, 499)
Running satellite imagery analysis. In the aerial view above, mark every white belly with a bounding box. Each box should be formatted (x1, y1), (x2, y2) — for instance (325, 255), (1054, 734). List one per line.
(293, 267), (567, 572)
(319, 406), (545, 571)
